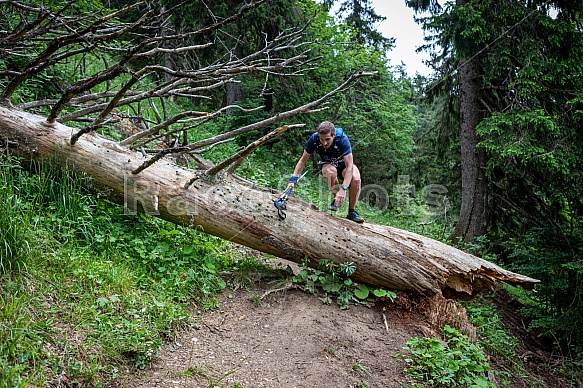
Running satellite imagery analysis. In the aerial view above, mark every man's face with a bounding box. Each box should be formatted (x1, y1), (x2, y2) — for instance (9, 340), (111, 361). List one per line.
(319, 133), (336, 149)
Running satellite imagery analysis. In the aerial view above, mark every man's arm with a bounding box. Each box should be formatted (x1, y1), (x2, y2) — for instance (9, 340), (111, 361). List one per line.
(287, 150), (311, 190)
(332, 153), (353, 206)
(341, 153), (354, 187)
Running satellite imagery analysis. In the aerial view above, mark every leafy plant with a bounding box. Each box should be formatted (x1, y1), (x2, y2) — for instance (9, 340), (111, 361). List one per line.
(292, 258), (395, 309)
(400, 325), (495, 388)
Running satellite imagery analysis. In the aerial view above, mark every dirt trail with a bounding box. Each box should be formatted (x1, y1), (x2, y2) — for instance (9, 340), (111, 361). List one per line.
(118, 256), (573, 388)
(120, 283), (429, 388)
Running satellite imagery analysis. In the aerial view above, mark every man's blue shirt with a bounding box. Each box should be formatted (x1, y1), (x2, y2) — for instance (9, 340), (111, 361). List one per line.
(304, 128), (352, 163)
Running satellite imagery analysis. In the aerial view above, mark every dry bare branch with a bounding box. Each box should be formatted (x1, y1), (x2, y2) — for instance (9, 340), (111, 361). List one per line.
(125, 104), (264, 148)
(129, 71), (374, 175)
(2, 1), (374, 175)
(207, 123), (305, 176)
(0, 1), (147, 101)
(181, 71), (377, 153)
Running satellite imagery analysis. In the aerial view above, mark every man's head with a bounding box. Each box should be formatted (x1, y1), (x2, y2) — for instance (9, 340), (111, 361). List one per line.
(317, 121), (335, 149)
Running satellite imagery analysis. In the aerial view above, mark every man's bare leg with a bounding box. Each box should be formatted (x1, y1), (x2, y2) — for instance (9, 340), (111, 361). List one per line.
(345, 165), (362, 209)
(322, 163), (340, 209)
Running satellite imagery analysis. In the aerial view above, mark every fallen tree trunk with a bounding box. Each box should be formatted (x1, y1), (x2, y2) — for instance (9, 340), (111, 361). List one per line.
(0, 106), (539, 298)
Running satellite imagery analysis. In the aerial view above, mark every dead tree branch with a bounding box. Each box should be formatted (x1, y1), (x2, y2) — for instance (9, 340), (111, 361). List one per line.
(2, 1), (376, 179)
(181, 71), (376, 153)
(207, 123), (305, 176)
(0, 1), (146, 101)
(129, 71), (374, 175)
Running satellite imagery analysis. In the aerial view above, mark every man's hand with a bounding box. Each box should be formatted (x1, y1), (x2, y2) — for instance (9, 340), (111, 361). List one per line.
(334, 187), (347, 206)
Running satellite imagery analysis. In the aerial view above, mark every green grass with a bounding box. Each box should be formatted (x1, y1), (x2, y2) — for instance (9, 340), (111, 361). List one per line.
(0, 156), (278, 386)
(0, 161), (30, 273)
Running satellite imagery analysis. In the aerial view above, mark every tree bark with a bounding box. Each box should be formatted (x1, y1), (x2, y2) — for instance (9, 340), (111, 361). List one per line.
(450, 48), (488, 243)
(0, 106), (539, 299)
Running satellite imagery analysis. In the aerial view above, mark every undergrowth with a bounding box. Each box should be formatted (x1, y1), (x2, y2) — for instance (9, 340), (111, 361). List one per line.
(463, 296), (527, 384)
(399, 325), (495, 388)
(292, 258), (396, 309)
(0, 156), (263, 387)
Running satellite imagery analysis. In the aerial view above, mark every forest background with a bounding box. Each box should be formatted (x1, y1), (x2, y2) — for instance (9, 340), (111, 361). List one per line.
(0, 0), (582, 386)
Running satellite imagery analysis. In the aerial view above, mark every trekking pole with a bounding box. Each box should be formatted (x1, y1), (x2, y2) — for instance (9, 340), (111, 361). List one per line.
(273, 170), (308, 220)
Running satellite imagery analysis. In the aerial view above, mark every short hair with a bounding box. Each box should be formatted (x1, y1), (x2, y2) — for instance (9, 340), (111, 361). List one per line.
(317, 121), (335, 135)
